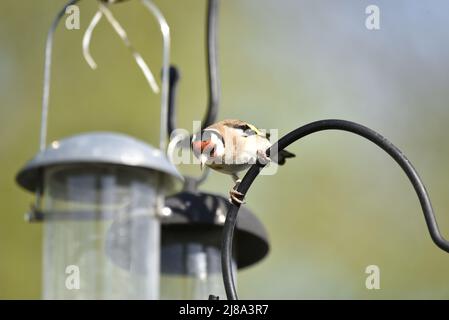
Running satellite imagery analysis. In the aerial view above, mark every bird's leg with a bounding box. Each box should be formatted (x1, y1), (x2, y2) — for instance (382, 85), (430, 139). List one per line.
(229, 174), (245, 205)
(257, 149), (271, 165)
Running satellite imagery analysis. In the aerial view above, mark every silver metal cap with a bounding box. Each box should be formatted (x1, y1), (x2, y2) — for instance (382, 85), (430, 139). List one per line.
(16, 132), (184, 194)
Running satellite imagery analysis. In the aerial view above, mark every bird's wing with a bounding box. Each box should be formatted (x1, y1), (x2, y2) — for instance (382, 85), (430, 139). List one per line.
(221, 119), (268, 138)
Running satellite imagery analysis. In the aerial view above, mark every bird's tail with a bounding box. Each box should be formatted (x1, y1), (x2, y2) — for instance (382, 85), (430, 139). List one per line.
(272, 149), (295, 165)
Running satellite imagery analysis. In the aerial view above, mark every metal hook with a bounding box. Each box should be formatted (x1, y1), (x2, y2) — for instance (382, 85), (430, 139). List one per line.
(82, 1), (160, 93)
(40, 0), (170, 153)
(36, 0), (82, 214)
(37, 0), (171, 212)
(166, 0), (220, 138)
(165, 0), (220, 189)
(203, 0), (220, 130)
(40, 0), (81, 152)
(82, 9), (102, 70)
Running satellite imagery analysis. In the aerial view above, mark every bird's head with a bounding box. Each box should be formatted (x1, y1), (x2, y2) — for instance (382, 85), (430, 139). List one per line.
(191, 129), (225, 170)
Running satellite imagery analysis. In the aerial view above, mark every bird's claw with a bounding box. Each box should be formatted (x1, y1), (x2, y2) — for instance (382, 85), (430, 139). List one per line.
(257, 150), (271, 165)
(229, 189), (245, 205)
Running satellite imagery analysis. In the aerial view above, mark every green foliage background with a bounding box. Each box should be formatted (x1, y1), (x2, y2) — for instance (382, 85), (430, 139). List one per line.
(1, 0), (449, 299)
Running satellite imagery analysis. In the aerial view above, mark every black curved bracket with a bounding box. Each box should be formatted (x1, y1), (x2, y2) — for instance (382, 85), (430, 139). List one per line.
(167, 0), (220, 136)
(221, 119), (449, 300)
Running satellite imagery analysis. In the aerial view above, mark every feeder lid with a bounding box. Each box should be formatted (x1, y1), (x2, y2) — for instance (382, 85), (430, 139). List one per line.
(16, 131), (183, 194)
(162, 191), (270, 270)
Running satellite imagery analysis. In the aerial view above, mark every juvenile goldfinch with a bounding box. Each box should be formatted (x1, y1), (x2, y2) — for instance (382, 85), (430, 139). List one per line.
(192, 119), (295, 204)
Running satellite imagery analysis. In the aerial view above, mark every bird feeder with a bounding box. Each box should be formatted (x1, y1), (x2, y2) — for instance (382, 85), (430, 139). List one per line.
(16, 132), (183, 299)
(14, 0), (184, 299)
(159, 188), (269, 300)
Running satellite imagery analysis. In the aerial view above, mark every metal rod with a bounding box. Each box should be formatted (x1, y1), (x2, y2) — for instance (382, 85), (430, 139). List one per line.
(141, 0), (170, 151)
(221, 119), (449, 300)
(167, 65), (179, 136)
(82, 9), (103, 70)
(166, 0), (220, 135)
(203, 0), (220, 129)
(165, 1), (220, 189)
(83, 2), (160, 93)
(40, 0), (81, 151)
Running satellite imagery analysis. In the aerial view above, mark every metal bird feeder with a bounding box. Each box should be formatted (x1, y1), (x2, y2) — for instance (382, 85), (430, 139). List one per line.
(159, 184), (269, 300)
(17, 133), (182, 299)
(15, 0), (184, 299)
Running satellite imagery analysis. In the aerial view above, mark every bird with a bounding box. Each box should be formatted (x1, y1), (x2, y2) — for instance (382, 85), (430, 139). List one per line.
(191, 119), (295, 205)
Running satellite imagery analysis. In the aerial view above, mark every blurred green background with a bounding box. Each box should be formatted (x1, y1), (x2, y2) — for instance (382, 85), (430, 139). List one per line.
(2, 0), (449, 299)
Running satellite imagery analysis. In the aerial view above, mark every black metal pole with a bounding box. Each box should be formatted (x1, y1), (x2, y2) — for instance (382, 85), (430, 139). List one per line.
(222, 119), (449, 300)
(166, 0), (220, 136)
(203, 0), (220, 129)
(167, 66), (179, 136)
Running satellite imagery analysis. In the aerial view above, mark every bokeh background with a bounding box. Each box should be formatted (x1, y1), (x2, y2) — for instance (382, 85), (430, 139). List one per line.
(2, 0), (449, 299)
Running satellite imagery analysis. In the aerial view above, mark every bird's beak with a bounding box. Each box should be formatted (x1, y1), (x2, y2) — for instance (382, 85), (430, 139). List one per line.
(199, 154), (207, 171)
(192, 140), (202, 154)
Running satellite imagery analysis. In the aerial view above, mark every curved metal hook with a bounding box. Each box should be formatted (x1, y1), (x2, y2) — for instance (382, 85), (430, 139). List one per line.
(82, 2), (160, 93)
(166, 0), (220, 137)
(82, 8), (102, 70)
(40, 0), (168, 152)
(40, 0), (81, 151)
(221, 119), (449, 300)
(165, 0), (220, 188)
